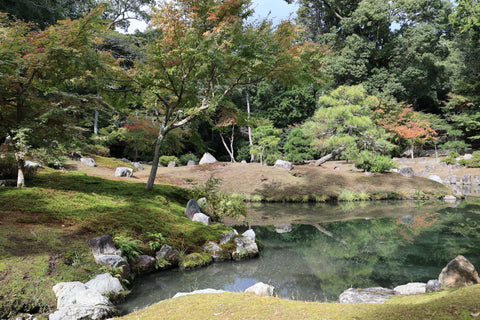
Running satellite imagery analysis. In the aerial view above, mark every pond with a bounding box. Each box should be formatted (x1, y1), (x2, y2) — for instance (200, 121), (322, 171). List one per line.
(117, 200), (480, 314)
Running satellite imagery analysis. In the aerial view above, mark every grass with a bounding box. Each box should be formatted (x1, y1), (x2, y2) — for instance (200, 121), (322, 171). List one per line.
(0, 168), (232, 318)
(117, 285), (480, 320)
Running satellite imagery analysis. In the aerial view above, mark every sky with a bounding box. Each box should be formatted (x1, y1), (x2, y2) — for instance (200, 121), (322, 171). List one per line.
(126, 0), (299, 33)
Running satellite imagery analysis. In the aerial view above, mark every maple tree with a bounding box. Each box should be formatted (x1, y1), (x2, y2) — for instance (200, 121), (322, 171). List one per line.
(0, 8), (122, 187)
(133, 0), (302, 190)
(373, 101), (438, 158)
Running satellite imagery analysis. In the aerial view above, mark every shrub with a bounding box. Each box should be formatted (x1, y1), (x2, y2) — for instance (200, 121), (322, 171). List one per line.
(159, 155), (179, 166)
(113, 235), (143, 262)
(284, 128), (314, 163)
(354, 150), (397, 173)
(441, 151), (459, 165)
(179, 153), (199, 165)
(82, 144), (110, 157)
(31, 146), (68, 169)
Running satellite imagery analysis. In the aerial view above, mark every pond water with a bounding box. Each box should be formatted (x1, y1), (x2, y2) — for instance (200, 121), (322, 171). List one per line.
(117, 200), (480, 314)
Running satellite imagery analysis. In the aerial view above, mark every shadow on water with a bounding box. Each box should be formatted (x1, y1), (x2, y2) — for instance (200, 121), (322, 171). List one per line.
(118, 200), (480, 315)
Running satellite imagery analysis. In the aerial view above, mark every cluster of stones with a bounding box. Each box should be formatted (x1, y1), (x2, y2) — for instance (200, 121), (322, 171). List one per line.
(338, 255), (480, 303)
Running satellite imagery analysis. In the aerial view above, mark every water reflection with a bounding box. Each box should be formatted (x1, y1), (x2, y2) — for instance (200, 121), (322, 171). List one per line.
(118, 201), (480, 315)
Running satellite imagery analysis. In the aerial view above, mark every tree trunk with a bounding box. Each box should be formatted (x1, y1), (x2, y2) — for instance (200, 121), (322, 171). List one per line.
(145, 126), (166, 190)
(94, 109), (99, 135)
(219, 125), (236, 162)
(246, 86), (254, 162)
(314, 145), (347, 166)
(15, 152), (25, 188)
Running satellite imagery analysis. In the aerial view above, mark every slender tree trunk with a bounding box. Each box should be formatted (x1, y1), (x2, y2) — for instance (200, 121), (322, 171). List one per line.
(145, 126), (166, 190)
(93, 109), (99, 135)
(314, 145), (347, 166)
(246, 86), (254, 162)
(219, 125), (236, 162)
(15, 152), (25, 188)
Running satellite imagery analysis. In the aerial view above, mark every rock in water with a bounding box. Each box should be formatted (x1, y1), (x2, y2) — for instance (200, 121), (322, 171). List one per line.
(339, 287), (396, 303)
(156, 245), (180, 267)
(438, 255), (480, 288)
(185, 199), (202, 219)
(245, 282), (275, 297)
(199, 152), (217, 165)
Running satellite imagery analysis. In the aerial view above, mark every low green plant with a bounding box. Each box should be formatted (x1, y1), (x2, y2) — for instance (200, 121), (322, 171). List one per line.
(113, 235), (143, 262)
(159, 155), (179, 166)
(441, 151), (459, 165)
(82, 144), (110, 157)
(146, 232), (166, 251)
(354, 150), (397, 173)
(179, 153), (199, 165)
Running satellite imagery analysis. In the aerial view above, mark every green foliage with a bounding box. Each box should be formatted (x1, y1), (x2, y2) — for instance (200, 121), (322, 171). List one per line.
(250, 124), (282, 165)
(179, 153), (199, 165)
(0, 154), (37, 180)
(441, 151), (459, 165)
(179, 252), (212, 270)
(458, 151), (480, 167)
(338, 189), (370, 202)
(146, 232), (166, 251)
(284, 128), (314, 163)
(82, 144), (110, 157)
(113, 235), (143, 262)
(354, 151), (398, 173)
(159, 156), (179, 167)
(31, 145), (69, 169)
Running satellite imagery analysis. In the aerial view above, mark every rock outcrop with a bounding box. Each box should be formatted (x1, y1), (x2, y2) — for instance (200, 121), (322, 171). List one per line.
(438, 255), (480, 288)
(199, 152), (217, 165)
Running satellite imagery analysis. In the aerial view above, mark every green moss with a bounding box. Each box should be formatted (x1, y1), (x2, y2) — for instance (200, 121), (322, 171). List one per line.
(179, 252), (212, 270)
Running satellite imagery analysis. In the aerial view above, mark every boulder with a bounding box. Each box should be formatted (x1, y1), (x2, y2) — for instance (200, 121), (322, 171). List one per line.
(173, 288), (225, 299)
(446, 175), (457, 184)
(185, 199), (202, 219)
(399, 167), (414, 178)
(428, 175), (443, 184)
(25, 160), (42, 168)
(156, 245), (180, 267)
(132, 162), (144, 170)
(131, 255), (156, 274)
(461, 174), (472, 185)
(444, 195), (457, 202)
(192, 213), (211, 225)
(85, 273), (123, 296)
(273, 160), (293, 171)
(438, 255), (480, 288)
(242, 229), (256, 241)
(241, 160), (247, 164)
(339, 287), (396, 303)
(232, 237), (258, 261)
(474, 175), (480, 184)
(88, 235), (121, 258)
(245, 282), (275, 297)
(426, 279), (441, 293)
(275, 224), (293, 234)
(393, 282), (426, 295)
(199, 152), (217, 165)
(202, 241), (230, 261)
(187, 160), (196, 166)
(167, 161), (176, 168)
(95, 255), (130, 279)
(49, 281), (116, 320)
(80, 157), (97, 167)
(220, 232), (236, 245)
(114, 167), (133, 177)
(464, 153), (473, 159)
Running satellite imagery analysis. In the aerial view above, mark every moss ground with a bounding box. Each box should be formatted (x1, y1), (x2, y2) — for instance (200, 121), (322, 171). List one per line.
(118, 285), (480, 320)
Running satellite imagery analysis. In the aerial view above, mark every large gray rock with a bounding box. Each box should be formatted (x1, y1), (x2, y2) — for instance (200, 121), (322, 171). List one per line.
(220, 232), (236, 245)
(156, 245), (181, 267)
(202, 241), (230, 261)
(426, 279), (441, 293)
(428, 175), (442, 184)
(114, 167), (133, 177)
(132, 162), (144, 170)
(199, 152), (217, 165)
(49, 282), (116, 320)
(232, 237), (258, 261)
(245, 282), (275, 297)
(85, 273), (123, 296)
(461, 174), (472, 185)
(393, 282), (426, 295)
(438, 255), (480, 288)
(25, 160), (42, 168)
(172, 288), (225, 299)
(95, 255), (130, 279)
(273, 159), (293, 171)
(473, 175), (480, 184)
(399, 167), (414, 178)
(185, 199), (202, 219)
(187, 160), (196, 166)
(192, 213), (211, 225)
(88, 235), (121, 258)
(446, 175), (457, 184)
(167, 161), (176, 168)
(80, 157), (97, 167)
(131, 255), (156, 274)
(242, 229), (256, 241)
(339, 287), (396, 303)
